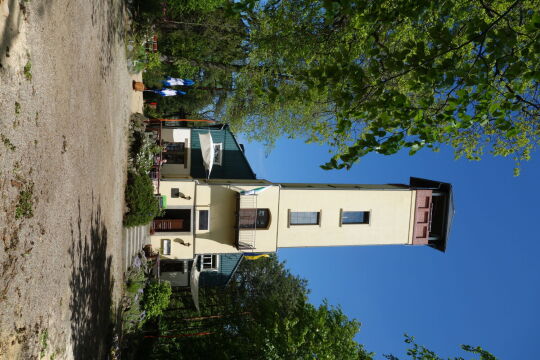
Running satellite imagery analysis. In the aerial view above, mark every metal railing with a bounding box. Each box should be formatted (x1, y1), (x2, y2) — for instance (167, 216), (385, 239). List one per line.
(236, 194), (257, 250)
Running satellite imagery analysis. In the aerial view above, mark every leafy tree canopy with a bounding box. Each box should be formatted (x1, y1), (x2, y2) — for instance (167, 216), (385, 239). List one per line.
(138, 0), (539, 174)
(385, 335), (498, 360)
(149, 255), (371, 360)
(227, 0), (540, 174)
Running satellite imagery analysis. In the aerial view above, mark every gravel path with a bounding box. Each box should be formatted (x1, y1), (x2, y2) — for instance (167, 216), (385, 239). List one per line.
(0, 0), (134, 358)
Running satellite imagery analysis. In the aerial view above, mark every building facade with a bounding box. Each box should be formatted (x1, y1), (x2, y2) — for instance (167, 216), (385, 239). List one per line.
(148, 123), (454, 288)
(151, 178), (453, 259)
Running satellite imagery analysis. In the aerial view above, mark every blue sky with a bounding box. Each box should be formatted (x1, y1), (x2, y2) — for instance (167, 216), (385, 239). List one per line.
(238, 135), (540, 360)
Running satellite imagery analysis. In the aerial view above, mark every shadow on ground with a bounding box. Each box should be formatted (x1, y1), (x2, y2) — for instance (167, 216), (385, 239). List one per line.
(69, 198), (116, 359)
(91, 0), (127, 79)
(0, 0), (24, 70)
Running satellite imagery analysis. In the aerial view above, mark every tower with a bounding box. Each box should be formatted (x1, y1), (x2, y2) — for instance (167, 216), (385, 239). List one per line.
(145, 124), (454, 290)
(151, 177), (454, 261)
(239, 178), (453, 253)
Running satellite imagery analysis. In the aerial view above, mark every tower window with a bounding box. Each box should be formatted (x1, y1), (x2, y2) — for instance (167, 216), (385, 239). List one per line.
(289, 211), (320, 225)
(341, 211), (370, 225)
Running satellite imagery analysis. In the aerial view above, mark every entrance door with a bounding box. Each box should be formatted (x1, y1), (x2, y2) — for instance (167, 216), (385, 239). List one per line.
(153, 209), (191, 232)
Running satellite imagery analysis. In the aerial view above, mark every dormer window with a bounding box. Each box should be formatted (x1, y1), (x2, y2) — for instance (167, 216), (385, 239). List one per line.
(213, 143), (223, 165)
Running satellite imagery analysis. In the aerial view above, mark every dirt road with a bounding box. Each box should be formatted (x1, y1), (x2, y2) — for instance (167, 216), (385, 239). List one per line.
(0, 0), (134, 358)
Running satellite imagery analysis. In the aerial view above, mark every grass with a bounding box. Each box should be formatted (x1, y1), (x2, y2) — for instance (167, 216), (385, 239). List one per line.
(23, 60), (32, 81)
(15, 101), (21, 114)
(39, 329), (48, 359)
(122, 262), (151, 334)
(15, 182), (34, 219)
(1, 134), (16, 151)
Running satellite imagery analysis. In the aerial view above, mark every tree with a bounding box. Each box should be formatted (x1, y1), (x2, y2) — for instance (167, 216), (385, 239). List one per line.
(385, 335), (497, 360)
(146, 255), (372, 359)
(138, 0), (539, 173)
(226, 0), (540, 174)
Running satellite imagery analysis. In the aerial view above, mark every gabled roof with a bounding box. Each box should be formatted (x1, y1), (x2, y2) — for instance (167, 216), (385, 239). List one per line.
(190, 125), (256, 180)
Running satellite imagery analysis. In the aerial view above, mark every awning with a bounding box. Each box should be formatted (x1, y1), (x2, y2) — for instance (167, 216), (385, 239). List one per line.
(190, 256), (201, 312)
(198, 132), (214, 178)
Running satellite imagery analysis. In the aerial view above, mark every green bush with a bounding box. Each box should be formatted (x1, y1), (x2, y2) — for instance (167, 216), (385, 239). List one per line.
(142, 281), (172, 319)
(124, 172), (161, 227)
(126, 269), (147, 294)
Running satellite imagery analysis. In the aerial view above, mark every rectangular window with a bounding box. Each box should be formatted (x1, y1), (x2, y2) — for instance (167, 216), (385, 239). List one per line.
(162, 239), (171, 255)
(213, 143), (223, 165)
(290, 211), (320, 225)
(201, 254), (218, 271)
(199, 210), (209, 230)
(164, 142), (187, 165)
(341, 211), (370, 224)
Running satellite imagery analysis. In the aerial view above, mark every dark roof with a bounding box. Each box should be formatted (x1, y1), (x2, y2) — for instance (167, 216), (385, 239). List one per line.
(190, 125), (256, 180)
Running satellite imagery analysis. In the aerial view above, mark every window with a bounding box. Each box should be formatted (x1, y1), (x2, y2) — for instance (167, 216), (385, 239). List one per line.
(290, 211), (320, 225)
(163, 142), (187, 165)
(162, 239), (171, 255)
(213, 143), (223, 165)
(201, 254), (218, 271)
(239, 209), (271, 229)
(161, 260), (184, 273)
(199, 210), (209, 230)
(341, 211), (370, 225)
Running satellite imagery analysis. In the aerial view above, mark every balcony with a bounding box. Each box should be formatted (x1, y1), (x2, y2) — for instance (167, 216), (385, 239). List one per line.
(235, 194), (257, 250)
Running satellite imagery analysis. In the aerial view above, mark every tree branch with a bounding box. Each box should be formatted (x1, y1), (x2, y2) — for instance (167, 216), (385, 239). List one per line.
(382, 0), (522, 84)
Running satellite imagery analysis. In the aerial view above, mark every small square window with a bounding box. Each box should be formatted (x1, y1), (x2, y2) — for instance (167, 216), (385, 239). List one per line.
(341, 211), (370, 224)
(290, 211), (320, 225)
(171, 188), (180, 198)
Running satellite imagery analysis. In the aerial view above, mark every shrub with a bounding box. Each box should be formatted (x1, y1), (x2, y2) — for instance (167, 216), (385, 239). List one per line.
(124, 172), (161, 227)
(142, 281), (172, 319)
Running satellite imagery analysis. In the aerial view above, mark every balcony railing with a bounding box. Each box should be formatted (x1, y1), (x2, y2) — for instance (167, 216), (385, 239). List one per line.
(235, 194), (257, 250)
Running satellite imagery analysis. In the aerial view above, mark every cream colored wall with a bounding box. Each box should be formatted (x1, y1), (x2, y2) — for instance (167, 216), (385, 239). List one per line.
(150, 235), (195, 260)
(150, 181), (417, 258)
(159, 180), (196, 207)
(194, 184), (280, 254)
(277, 188), (415, 247)
(194, 185), (238, 254)
(150, 180), (196, 260)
